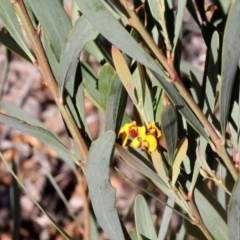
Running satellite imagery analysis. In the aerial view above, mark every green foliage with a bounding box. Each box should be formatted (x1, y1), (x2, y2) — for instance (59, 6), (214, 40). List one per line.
(0, 0), (240, 239)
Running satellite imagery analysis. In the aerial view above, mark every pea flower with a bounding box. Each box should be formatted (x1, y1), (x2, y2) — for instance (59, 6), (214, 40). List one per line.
(118, 121), (146, 146)
(118, 121), (161, 152)
(147, 121), (161, 138)
(132, 133), (158, 152)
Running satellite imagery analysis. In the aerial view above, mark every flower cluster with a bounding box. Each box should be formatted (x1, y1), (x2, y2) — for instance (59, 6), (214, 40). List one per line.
(118, 121), (161, 152)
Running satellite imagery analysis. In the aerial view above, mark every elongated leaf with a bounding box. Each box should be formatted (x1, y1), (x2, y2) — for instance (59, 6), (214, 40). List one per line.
(75, 0), (209, 140)
(220, 0), (240, 137)
(106, 74), (128, 132)
(172, 138), (188, 187)
(187, 183), (228, 240)
(135, 195), (157, 240)
(82, 62), (103, 111)
(0, 113), (77, 167)
(228, 177), (240, 240)
(173, 0), (187, 53)
(0, 152), (73, 240)
(59, 16), (98, 96)
(158, 194), (175, 240)
(86, 131), (128, 240)
(0, 32), (30, 61)
(218, 0), (233, 15)
(98, 64), (115, 111)
(27, 0), (71, 61)
(84, 40), (104, 63)
(1, 101), (76, 169)
(112, 46), (137, 105)
(161, 105), (178, 165)
(0, 0), (33, 60)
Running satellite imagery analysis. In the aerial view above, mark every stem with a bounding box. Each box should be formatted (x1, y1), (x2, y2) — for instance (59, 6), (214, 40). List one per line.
(75, 170), (90, 240)
(123, 1), (238, 180)
(12, 0), (89, 163)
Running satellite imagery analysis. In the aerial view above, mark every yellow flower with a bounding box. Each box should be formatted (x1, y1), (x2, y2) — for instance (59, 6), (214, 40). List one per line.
(119, 121), (146, 146)
(132, 132), (158, 152)
(147, 121), (161, 138)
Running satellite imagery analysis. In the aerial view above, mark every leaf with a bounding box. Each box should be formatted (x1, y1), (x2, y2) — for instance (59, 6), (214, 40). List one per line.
(220, 0), (240, 137)
(27, 0), (71, 61)
(84, 40), (104, 63)
(158, 194), (175, 240)
(0, 113), (77, 168)
(134, 195), (158, 240)
(151, 150), (169, 186)
(98, 64), (115, 111)
(187, 183), (228, 240)
(0, 31), (30, 61)
(228, 177), (240, 240)
(112, 46), (137, 105)
(172, 138), (188, 187)
(173, 0), (187, 53)
(0, 0), (33, 60)
(218, 0), (233, 15)
(105, 74), (128, 133)
(86, 131), (128, 240)
(112, 47), (151, 125)
(161, 105), (178, 165)
(82, 62), (103, 111)
(59, 16), (98, 96)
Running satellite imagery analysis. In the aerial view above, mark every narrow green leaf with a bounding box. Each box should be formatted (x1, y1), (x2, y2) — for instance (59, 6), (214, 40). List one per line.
(187, 183), (228, 240)
(173, 0), (187, 53)
(0, 113), (77, 168)
(135, 195), (158, 240)
(82, 62), (103, 111)
(105, 74), (128, 133)
(147, 0), (160, 21)
(220, 0), (240, 137)
(27, 0), (71, 61)
(86, 131), (128, 240)
(1, 101), (77, 169)
(0, 0), (33, 60)
(59, 16), (98, 96)
(75, 82), (92, 140)
(172, 138), (188, 187)
(98, 64), (115, 111)
(1, 101), (51, 130)
(112, 46), (137, 105)
(0, 32), (30, 61)
(151, 151), (169, 187)
(161, 105), (178, 165)
(218, 0), (233, 15)
(84, 40), (104, 63)
(228, 177), (240, 240)
(0, 152), (73, 240)
(158, 194), (175, 240)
